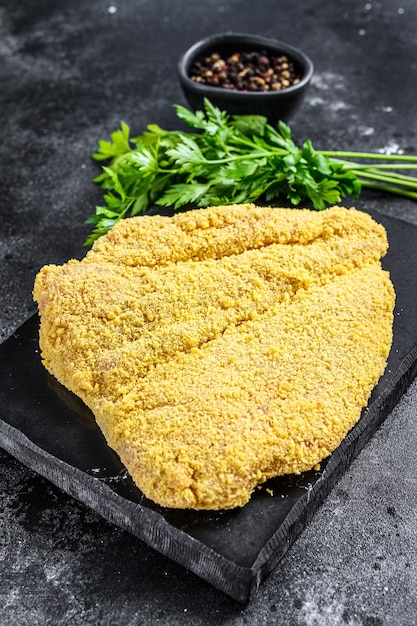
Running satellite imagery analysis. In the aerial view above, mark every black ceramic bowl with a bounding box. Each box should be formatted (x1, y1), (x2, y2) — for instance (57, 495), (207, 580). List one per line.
(178, 32), (314, 126)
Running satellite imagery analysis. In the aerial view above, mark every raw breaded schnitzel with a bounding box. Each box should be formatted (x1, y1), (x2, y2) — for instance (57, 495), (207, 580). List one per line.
(33, 204), (395, 510)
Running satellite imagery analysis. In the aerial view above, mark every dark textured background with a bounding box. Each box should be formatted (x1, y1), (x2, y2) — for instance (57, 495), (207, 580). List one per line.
(1, 0), (417, 624)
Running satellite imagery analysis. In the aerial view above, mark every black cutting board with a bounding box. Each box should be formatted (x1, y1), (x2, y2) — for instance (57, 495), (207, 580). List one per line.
(1, 208), (417, 602)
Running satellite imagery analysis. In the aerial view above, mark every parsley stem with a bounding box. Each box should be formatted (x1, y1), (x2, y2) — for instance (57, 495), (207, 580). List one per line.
(168, 150), (288, 167)
(317, 150), (417, 163)
(328, 157), (417, 189)
(333, 161), (417, 171)
(319, 150), (417, 162)
(345, 169), (417, 189)
(232, 135), (288, 156)
(359, 181), (417, 200)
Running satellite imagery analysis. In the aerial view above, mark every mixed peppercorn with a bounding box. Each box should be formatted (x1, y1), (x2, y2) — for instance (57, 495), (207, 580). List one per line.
(190, 49), (302, 92)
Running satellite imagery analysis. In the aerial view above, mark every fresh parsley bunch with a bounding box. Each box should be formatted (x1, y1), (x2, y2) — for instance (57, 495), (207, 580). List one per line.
(86, 98), (417, 245)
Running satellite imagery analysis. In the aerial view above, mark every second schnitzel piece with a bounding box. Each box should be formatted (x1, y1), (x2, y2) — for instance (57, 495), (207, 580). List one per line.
(33, 204), (395, 510)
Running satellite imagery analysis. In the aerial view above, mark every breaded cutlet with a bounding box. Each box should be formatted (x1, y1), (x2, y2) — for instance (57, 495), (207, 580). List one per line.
(33, 204), (395, 510)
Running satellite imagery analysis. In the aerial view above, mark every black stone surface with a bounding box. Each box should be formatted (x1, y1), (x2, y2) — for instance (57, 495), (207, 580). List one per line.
(1, 208), (417, 603)
(1, 0), (417, 623)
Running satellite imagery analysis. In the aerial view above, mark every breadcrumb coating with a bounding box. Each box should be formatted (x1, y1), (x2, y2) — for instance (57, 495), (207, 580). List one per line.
(33, 204), (395, 510)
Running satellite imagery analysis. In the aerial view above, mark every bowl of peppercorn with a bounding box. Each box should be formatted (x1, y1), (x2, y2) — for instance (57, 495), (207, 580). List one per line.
(178, 32), (314, 126)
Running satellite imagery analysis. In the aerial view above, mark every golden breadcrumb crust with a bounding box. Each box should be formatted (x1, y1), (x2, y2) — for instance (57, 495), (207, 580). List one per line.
(33, 204), (395, 510)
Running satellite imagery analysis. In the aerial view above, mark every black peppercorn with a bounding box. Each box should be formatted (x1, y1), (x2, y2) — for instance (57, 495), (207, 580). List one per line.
(190, 49), (301, 92)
